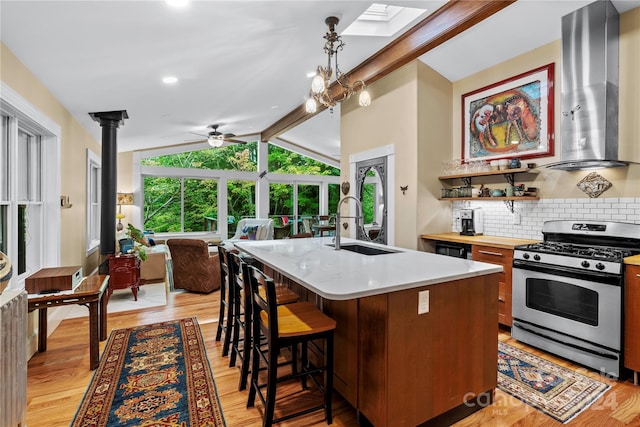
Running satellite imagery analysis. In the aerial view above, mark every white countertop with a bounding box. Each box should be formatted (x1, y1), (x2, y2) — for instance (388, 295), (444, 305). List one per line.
(234, 237), (503, 300)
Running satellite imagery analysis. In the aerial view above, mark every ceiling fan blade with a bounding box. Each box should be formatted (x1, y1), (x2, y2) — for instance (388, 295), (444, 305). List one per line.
(224, 138), (247, 144)
(188, 131), (207, 137)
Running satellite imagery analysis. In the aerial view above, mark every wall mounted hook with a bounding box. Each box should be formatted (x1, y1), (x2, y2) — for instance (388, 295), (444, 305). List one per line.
(60, 195), (72, 209)
(400, 185), (408, 195)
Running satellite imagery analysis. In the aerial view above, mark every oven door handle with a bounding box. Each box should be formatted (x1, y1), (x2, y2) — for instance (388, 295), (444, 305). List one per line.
(513, 322), (619, 360)
(512, 259), (622, 286)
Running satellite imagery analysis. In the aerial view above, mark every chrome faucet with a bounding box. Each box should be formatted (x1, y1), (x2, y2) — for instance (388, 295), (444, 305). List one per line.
(335, 196), (363, 250)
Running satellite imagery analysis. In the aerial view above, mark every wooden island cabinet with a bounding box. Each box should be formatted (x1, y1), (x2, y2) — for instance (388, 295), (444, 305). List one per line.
(236, 237), (502, 427)
(421, 233), (540, 328)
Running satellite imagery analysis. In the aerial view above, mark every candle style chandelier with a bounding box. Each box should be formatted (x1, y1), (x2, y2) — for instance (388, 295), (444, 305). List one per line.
(305, 16), (371, 114)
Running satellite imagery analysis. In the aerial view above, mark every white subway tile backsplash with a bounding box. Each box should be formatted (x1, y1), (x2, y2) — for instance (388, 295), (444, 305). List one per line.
(450, 197), (640, 239)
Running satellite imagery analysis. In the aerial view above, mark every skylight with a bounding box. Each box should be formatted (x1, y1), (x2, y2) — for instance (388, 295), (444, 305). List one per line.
(342, 3), (428, 37)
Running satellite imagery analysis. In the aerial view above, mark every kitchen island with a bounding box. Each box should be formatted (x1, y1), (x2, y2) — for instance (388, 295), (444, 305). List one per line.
(234, 237), (502, 426)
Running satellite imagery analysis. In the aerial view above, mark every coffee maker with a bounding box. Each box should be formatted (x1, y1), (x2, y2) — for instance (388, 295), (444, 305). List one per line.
(460, 207), (484, 236)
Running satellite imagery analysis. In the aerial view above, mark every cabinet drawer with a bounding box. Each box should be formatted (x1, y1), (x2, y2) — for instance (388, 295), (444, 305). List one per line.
(473, 245), (513, 327)
(472, 245), (513, 266)
(498, 282), (512, 326)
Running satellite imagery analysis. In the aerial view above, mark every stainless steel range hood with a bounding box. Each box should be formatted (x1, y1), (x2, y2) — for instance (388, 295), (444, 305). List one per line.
(546, 0), (624, 171)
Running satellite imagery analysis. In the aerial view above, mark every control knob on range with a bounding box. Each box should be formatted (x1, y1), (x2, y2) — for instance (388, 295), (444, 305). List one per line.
(533, 254), (541, 261)
(523, 253), (530, 260)
(581, 260), (590, 268)
(596, 263), (605, 271)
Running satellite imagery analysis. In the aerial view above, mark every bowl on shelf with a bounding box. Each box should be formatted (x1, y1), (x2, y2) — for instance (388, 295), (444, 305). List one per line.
(491, 189), (505, 197)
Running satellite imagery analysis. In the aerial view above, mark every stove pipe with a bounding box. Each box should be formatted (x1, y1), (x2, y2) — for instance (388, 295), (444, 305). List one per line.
(89, 110), (128, 255)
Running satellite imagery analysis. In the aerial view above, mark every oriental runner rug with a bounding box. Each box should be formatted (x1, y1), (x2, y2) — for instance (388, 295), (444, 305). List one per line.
(497, 341), (611, 424)
(71, 317), (226, 427)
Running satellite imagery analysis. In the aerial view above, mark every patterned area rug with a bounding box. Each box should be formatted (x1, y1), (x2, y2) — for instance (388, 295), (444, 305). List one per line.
(71, 317), (226, 427)
(498, 341), (610, 424)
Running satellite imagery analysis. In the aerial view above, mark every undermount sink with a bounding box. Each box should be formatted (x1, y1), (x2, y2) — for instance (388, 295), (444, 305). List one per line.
(327, 243), (400, 256)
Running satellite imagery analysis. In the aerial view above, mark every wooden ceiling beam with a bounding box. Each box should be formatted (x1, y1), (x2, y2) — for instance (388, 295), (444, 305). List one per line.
(260, 0), (517, 142)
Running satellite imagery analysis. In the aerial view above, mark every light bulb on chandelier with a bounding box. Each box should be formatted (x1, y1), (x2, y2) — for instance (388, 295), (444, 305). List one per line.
(306, 16), (371, 114)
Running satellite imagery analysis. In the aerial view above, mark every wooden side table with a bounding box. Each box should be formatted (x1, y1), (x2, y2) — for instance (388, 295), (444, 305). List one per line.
(28, 275), (109, 369)
(108, 254), (140, 301)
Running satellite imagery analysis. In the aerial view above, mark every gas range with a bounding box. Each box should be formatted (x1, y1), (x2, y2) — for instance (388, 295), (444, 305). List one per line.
(511, 220), (640, 377)
(514, 221), (640, 275)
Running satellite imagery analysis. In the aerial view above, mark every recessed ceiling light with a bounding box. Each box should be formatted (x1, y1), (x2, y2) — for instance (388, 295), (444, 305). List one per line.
(162, 76), (178, 84)
(166, 0), (189, 8)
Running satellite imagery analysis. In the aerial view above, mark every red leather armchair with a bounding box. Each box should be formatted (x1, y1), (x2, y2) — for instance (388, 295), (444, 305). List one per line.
(167, 239), (220, 293)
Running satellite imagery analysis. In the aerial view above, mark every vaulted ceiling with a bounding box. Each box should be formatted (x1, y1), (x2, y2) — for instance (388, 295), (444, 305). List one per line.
(1, 0), (638, 163)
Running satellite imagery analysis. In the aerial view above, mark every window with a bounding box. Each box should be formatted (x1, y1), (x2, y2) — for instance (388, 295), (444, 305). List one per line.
(143, 176), (219, 233)
(1, 82), (61, 285)
(86, 150), (101, 253)
(0, 117), (8, 254)
(228, 179), (256, 238)
(138, 142), (339, 238)
(184, 178), (218, 232)
(1, 114), (44, 276)
(142, 143), (258, 172)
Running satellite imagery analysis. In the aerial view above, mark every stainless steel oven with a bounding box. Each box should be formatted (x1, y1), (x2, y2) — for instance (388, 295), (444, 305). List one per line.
(511, 221), (640, 378)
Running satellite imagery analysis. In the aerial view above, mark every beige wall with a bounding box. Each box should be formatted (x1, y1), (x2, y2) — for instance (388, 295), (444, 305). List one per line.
(452, 7), (640, 199)
(342, 62), (418, 249)
(117, 151), (136, 231)
(1, 42), (103, 273)
(416, 61), (453, 250)
(341, 61), (453, 250)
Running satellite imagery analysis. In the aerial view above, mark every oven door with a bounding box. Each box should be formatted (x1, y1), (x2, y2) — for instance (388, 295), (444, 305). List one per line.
(512, 263), (622, 351)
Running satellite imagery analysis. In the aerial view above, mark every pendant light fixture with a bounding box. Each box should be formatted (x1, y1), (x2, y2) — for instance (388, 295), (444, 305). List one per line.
(305, 16), (371, 114)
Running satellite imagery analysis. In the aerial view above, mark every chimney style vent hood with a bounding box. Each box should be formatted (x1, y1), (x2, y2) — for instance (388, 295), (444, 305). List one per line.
(547, 0), (624, 171)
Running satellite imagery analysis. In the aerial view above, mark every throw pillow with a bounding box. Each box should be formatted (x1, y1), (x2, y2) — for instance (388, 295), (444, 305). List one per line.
(241, 225), (259, 240)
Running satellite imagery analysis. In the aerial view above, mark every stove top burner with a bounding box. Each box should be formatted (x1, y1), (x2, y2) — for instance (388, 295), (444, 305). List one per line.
(517, 242), (638, 262)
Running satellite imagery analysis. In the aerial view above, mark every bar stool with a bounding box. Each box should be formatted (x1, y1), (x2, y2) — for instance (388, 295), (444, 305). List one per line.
(244, 263), (336, 427)
(229, 252), (299, 391)
(215, 245), (233, 356)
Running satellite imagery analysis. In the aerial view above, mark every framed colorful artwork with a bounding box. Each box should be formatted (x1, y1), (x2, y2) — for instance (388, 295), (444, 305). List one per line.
(461, 63), (554, 163)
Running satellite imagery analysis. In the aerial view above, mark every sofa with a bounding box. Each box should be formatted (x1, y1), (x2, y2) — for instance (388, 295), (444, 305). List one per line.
(227, 218), (274, 242)
(140, 244), (168, 284)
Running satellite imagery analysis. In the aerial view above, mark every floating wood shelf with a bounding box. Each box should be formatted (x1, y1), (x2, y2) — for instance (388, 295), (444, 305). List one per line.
(438, 168), (539, 212)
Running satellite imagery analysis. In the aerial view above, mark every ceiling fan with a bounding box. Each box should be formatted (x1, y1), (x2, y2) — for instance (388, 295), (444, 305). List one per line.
(203, 124), (247, 147)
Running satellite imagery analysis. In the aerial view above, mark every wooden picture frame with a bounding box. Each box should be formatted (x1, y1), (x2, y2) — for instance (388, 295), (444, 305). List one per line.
(462, 63), (554, 163)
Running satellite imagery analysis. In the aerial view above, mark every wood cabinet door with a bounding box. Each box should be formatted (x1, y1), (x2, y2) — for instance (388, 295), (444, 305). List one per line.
(109, 255), (140, 290)
(625, 265), (640, 371)
(472, 245), (513, 326)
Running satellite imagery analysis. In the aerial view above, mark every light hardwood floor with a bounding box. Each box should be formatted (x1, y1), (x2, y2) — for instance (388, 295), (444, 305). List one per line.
(26, 286), (640, 426)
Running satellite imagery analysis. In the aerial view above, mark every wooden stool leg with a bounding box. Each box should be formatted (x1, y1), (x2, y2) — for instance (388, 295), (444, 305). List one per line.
(222, 288), (233, 356)
(300, 341), (307, 389)
(247, 313), (261, 408)
(215, 285), (226, 341)
(325, 332), (334, 424)
(263, 344), (279, 427)
(239, 304), (252, 390)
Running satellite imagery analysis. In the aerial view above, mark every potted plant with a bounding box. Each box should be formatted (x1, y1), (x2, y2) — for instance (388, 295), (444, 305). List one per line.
(119, 223), (148, 261)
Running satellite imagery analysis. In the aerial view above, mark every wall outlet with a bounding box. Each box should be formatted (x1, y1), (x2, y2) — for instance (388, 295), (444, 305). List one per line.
(418, 290), (429, 314)
(513, 212), (521, 225)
